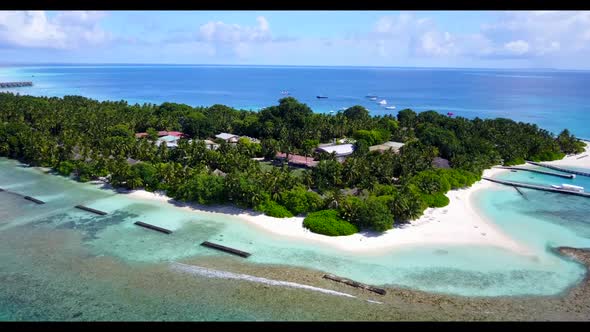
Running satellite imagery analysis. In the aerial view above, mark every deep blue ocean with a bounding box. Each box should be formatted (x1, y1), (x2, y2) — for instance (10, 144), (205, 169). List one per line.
(1, 65), (589, 139)
(1, 65), (590, 320)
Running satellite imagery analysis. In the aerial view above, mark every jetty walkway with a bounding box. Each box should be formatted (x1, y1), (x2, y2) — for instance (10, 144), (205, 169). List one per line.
(0, 82), (33, 88)
(526, 161), (590, 177)
(482, 177), (590, 198)
(497, 166), (575, 179)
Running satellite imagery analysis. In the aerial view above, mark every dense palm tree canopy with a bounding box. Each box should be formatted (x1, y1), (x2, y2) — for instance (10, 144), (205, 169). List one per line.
(0, 93), (584, 235)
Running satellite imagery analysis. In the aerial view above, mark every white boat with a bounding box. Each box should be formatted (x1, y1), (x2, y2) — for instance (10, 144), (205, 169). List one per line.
(562, 184), (584, 192)
(552, 184), (584, 192)
(385, 106), (396, 110)
(369, 97), (377, 101)
(378, 99), (387, 105)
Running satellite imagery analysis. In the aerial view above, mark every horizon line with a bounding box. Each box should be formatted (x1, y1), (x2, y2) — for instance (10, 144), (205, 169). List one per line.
(2, 62), (589, 72)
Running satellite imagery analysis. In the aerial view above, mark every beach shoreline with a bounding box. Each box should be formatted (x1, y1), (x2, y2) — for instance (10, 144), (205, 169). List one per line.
(121, 166), (531, 256)
(543, 140), (590, 169)
(37, 141), (590, 256)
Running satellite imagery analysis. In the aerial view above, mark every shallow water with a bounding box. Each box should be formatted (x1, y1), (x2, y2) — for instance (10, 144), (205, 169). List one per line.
(1, 158), (590, 319)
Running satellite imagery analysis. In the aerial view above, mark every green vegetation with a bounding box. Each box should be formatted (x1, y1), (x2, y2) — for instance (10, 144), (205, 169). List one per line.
(279, 185), (323, 215)
(56, 160), (75, 177)
(255, 200), (293, 218)
(0, 93), (583, 236)
(303, 210), (358, 236)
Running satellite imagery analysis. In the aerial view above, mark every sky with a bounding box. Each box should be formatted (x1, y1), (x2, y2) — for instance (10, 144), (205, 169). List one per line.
(0, 11), (590, 69)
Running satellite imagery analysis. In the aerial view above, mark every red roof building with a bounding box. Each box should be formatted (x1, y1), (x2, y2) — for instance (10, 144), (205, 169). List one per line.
(276, 152), (318, 168)
(135, 131), (187, 139)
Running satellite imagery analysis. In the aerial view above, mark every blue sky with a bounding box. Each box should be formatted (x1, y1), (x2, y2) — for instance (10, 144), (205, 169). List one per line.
(1, 11), (589, 69)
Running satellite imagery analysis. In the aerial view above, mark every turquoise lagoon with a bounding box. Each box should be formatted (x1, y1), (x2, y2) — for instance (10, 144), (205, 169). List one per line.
(1, 158), (590, 320)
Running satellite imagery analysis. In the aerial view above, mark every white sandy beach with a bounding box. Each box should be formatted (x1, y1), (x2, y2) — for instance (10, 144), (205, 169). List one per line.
(544, 141), (590, 169)
(124, 166), (533, 255)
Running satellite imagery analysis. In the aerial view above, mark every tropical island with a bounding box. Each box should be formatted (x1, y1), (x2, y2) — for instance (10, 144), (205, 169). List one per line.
(0, 92), (585, 238)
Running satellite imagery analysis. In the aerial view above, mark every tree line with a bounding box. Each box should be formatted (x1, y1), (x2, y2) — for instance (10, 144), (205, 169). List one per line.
(0, 93), (584, 236)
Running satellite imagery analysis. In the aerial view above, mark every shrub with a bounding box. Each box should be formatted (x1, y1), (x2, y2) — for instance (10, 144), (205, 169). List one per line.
(359, 196), (395, 232)
(409, 170), (451, 194)
(338, 195), (365, 226)
(56, 161), (75, 176)
(421, 193), (450, 208)
(504, 157), (525, 166)
(280, 186), (323, 215)
(173, 173), (225, 205)
(533, 151), (565, 162)
(255, 200), (293, 218)
(303, 209), (358, 236)
(352, 129), (389, 146)
(435, 168), (479, 190)
(391, 184), (428, 221)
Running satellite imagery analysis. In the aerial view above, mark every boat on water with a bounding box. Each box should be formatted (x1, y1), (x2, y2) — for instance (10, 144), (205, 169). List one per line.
(317, 95), (328, 99)
(366, 94), (378, 98)
(369, 97), (377, 101)
(384, 106), (396, 110)
(551, 184), (585, 192)
(378, 99), (387, 105)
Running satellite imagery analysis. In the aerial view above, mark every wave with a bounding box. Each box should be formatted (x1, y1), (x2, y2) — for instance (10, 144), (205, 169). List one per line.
(170, 262), (357, 298)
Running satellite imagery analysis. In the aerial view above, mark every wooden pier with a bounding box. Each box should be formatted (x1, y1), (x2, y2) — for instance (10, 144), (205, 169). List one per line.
(1, 188), (46, 204)
(497, 166), (575, 179)
(526, 161), (590, 177)
(323, 274), (387, 295)
(497, 166), (576, 179)
(0, 82), (33, 88)
(512, 186), (528, 199)
(483, 177), (590, 198)
(200, 241), (251, 258)
(134, 221), (172, 234)
(75, 205), (107, 215)
(24, 196), (45, 204)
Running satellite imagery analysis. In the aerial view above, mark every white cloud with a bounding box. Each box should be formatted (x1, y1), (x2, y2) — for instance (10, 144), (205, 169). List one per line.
(361, 11), (590, 63)
(504, 40), (530, 55)
(478, 11), (590, 57)
(165, 16), (292, 59)
(362, 13), (458, 58)
(197, 16), (272, 44)
(417, 31), (457, 57)
(0, 11), (109, 49)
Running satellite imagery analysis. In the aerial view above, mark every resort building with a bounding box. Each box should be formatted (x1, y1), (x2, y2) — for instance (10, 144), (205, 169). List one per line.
(275, 152), (318, 168)
(134, 130), (189, 149)
(432, 157), (451, 169)
(315, 143), (355, 161)
(135, 130), (187, 139)
(155, 135), (181, 148)
(204, 139), (220, 150)
(126, 157), (140, 166)
(369, 141), (405, 153)
(215, 133), (240, 143)
(157, 131), (185, 137)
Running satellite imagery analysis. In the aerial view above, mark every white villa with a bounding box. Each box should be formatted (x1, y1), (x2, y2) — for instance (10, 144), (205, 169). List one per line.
(215, 133), (240, 143)
(316, 143), (355, 161)
(155, 135), (181, 148)
(369, 141), (405, 153)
